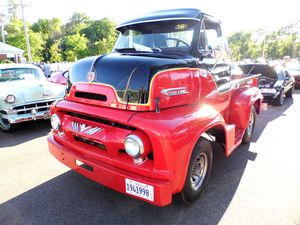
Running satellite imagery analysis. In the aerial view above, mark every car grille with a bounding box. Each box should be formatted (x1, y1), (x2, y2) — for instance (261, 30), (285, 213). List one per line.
(66, 111), (136, 131)
(13, 100), (55, 115)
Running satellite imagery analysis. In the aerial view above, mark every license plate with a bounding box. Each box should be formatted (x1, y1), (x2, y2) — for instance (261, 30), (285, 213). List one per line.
(125, 178), (154, 202)
(260, 88), (270, 93)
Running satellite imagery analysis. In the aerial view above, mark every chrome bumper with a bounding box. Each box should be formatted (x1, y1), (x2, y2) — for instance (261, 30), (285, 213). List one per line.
(0, 98), (61, 124)
(2, 110), (50, 124)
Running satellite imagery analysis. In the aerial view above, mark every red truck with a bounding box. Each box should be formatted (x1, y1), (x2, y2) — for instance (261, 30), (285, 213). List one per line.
(48, 9), (263, 206)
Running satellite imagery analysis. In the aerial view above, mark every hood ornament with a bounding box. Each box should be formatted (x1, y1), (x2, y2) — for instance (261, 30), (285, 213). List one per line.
(87, 71), (95, 82)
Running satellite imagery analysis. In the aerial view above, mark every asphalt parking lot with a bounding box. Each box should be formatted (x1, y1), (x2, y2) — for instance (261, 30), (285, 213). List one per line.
(1, 90), (300, 225)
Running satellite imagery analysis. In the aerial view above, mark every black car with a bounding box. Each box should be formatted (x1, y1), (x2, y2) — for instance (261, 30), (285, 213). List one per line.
(239, 63), (295, 106)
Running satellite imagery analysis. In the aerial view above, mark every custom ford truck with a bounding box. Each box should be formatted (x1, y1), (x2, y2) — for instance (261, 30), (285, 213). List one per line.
(48, 9), (263, 206)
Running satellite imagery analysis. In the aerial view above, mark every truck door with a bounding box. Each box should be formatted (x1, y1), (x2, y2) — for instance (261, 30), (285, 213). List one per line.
(197, 16), (232, 120)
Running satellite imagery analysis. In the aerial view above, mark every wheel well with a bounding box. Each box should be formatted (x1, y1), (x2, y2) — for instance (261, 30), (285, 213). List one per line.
(253, 99), (261, 115)
(202, 125), (226, 153)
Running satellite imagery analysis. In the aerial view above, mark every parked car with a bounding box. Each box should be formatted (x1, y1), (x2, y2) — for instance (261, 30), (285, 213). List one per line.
(239, 63), (295, 106)
(0, 64), (65, 132)
(287, 64), (300, 88)
(47, 71), (68, 85)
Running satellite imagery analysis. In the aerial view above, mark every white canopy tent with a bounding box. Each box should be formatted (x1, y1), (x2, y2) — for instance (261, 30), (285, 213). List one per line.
(0, 42), (24, 63)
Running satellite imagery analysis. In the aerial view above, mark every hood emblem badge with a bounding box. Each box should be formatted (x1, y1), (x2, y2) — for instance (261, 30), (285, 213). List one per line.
(72, 121), (103, 135)
(161, 87), (189, 97)
(87, 71), (95, 82)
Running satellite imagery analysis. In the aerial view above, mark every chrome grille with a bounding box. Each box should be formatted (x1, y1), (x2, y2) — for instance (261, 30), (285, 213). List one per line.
(13, 100), (55, 115)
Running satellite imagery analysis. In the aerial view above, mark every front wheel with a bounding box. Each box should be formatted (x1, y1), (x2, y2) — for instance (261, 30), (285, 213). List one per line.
(0, 115), (19, 132)
(286, 85), (294, 98)
(242, 106), (256, 143)
(181, 138), (213, 204)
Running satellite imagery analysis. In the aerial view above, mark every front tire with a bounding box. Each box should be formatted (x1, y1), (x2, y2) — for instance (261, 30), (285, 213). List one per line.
(242, 106), (256, 143)
(181, 138), (213, 204)
(286, 85), (294, 98)
(0, 115), (19, 132)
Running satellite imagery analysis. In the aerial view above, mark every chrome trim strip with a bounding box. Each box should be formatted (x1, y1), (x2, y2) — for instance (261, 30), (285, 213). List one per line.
(160, 87), (189, 97)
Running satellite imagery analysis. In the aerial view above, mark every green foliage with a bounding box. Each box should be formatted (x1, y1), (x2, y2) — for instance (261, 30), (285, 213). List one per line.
(49, 40), (62, 62)
(62, 33), (88, 61)
(5, 10), (117, 62)
(63, 12), (91, 36)
(81, 18), (117, 55)
(228, 21), (300, 61)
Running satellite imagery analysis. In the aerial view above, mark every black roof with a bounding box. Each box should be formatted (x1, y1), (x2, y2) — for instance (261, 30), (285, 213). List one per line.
(116, 8), (204, 29)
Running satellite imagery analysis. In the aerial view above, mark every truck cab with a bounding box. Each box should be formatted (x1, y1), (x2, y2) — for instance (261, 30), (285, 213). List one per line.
(48, 8), (263, 206)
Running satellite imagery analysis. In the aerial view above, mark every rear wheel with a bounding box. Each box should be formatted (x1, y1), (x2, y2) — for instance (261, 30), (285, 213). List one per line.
(242, 106), (256, 143)
(0, 115), (19, 132)
(181, 138), (213, 204)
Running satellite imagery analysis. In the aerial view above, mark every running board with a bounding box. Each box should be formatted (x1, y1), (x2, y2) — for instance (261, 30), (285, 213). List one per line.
(225, 124), (244, 156)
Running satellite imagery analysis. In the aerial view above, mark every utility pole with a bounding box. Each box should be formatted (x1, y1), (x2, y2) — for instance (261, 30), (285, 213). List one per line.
(20, 0), (32, 62)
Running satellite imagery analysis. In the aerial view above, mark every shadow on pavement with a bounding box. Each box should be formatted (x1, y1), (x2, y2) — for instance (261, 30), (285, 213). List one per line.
(0, 120), (51, 148)
(0, 142), (255, 225)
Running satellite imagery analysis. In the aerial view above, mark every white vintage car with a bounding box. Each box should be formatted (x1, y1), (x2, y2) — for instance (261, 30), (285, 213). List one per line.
(0, 64), (65, 132)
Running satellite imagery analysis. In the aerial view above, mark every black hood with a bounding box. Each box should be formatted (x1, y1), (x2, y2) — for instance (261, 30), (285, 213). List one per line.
(69, 53), (188, 104)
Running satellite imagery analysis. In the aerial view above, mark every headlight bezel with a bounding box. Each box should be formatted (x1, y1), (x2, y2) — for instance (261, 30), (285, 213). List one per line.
(50, 113), (61, 131)
(124, 135), (144, 158)
(5, 94), (16, 104)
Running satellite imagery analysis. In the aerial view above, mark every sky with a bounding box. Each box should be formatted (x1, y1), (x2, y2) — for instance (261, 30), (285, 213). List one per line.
(0, 0), (299, 35)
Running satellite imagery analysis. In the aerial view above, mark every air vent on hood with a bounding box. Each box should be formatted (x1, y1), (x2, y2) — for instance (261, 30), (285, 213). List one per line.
(75, 92), (107, 101)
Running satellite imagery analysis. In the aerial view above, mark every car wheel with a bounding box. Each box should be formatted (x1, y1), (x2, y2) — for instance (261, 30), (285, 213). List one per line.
(274, 90), (284, 106)
(0, 115), (19, 132)
(286, 85), (294, 98)
(242, 106), (256, 143)
(181, 138), (213, 204)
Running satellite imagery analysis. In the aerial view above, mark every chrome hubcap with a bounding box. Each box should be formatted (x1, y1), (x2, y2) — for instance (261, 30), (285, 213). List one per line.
(191, 152), (208, 191)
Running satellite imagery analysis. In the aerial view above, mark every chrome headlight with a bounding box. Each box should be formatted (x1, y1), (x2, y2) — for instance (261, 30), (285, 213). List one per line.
(51, 113), (61, 131)
(5, 94), (16, 104)
(124, 135), (144, 158)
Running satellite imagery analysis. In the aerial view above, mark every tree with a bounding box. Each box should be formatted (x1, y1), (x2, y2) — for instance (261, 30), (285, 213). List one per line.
(63, 12), (90, 36)
(32, 18), (63, 61)
(228, 31), (259, 61)
(62, 33), (88, 61)
(49, 40), (62, 62)
(5, 17), (44, 62)
(7, 0), (18, 18)
(81, 18), (117, 55)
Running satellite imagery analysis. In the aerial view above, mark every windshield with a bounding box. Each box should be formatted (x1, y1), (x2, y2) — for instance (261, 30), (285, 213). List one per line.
(0, 67), (45, 82)
(114, 20), (197, 54)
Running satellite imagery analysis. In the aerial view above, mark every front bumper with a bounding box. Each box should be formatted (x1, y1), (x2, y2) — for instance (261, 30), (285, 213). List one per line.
(1, 110), (50, 124)
(0, 98), (61, 124)
(47, 135), (172, 206)
(261, 92), (279, 103)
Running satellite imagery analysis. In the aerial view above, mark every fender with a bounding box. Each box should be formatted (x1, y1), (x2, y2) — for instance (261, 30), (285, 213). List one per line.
(128, 104), (227, 193)
(229, 86), (262, 129)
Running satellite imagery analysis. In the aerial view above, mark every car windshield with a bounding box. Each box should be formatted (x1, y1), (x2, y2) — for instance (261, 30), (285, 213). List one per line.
(0, 67), (45, 82)
(114, 20), (197, 54)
